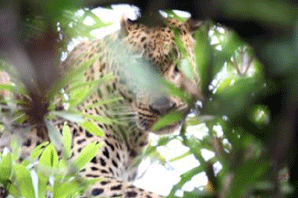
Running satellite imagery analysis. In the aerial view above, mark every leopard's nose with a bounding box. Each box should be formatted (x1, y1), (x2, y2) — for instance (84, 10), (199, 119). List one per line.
(149, 97), (176, 115)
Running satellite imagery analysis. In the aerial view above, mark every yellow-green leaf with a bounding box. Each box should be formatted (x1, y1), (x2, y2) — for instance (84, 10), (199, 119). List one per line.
(53, 181), (80, 198)
(39, 143), (59, 168)
(46, 121), (62, 150)
(72, 141), (103, 172)
(0, 152), (12, 182)
(13, 164), (36, 198)
(30, 141), (49, 159)
(62, 123), (72, 158)
(151, 111), (184, 131)
(51, 111), (85, 123)
(80, 120), (104, 137)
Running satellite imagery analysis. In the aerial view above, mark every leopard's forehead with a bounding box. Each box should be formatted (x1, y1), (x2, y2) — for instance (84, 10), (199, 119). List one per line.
(120, 18), (198, 72)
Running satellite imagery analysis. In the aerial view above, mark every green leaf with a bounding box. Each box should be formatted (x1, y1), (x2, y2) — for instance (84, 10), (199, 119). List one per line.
(46, 121), (62, 149)
(53, 177), (100, 198)
(39, 143), (59, 168)
(174, 28), (198, 81)
(50, 111), (85, 123)
(151, 111), (184, 131)
(67, 72), (114, 93)
(0, 84), (13, 93)
(82, 9), (111, 28)
(165, 10), (188, 22)
(53, 181), (80, 198)
(182, 190), (210, 198)
(186, 137), (208, 166)
(225, 160), (270, 197)
(80, 120), (104, 137)
(58, 158), (68, 169)
(206, 77), (266, 118)
(157, 136), (174, 146)
(169, 150), (192, 162)
(186, 115), (210, 126)
(81, 113), (123, 125)
(62, 123), (72, 158)
(52, 110), (121, 126)
(0, 152), (12, 183)
(48, 52), (102, 101)
(161, 78), (193, 103)
(168, 166), (205, 197)
(37, 171), (48, 198)
(13, 164), (36, 198)
(36, 143), (59, 198)
(68, 82), (98, 107)
(220, 32), (244, 64)
(72, 141), (103, 172)
(194, 24), (213, 95)
(84, 97), (123, 109)
(0, 84), (26, 95)
(30, 141), (50, 159)
(7, 182), (22, 197)
(10, 137), (23, 162)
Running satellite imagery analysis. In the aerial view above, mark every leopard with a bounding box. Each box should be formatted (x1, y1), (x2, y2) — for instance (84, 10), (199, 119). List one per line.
(0, 15), (202, 198)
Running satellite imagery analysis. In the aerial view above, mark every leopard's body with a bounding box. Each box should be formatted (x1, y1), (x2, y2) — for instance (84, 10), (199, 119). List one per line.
(0, 16), (201, 197)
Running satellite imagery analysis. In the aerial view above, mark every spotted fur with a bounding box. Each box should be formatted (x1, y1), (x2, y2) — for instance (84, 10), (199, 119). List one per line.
(1, 16), (202, 197)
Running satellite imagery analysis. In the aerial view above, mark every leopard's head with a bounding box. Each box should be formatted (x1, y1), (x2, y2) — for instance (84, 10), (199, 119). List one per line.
(119, 16), (203, 134)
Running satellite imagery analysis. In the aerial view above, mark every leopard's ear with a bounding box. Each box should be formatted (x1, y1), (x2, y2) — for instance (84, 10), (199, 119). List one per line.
(120, 15), (139, 36)
(185, 18), (202, 32)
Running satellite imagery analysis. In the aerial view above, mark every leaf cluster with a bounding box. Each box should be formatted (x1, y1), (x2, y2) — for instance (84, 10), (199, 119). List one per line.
(0, 124), (102, 198)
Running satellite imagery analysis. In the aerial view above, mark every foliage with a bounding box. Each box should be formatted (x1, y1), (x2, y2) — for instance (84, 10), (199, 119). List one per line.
(0, 1), (295, 198)
(148, 15), (291, 197)
(145, 11), (292, 197)
(0, 4), (109, 197)
(0, 125), (102, 198)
